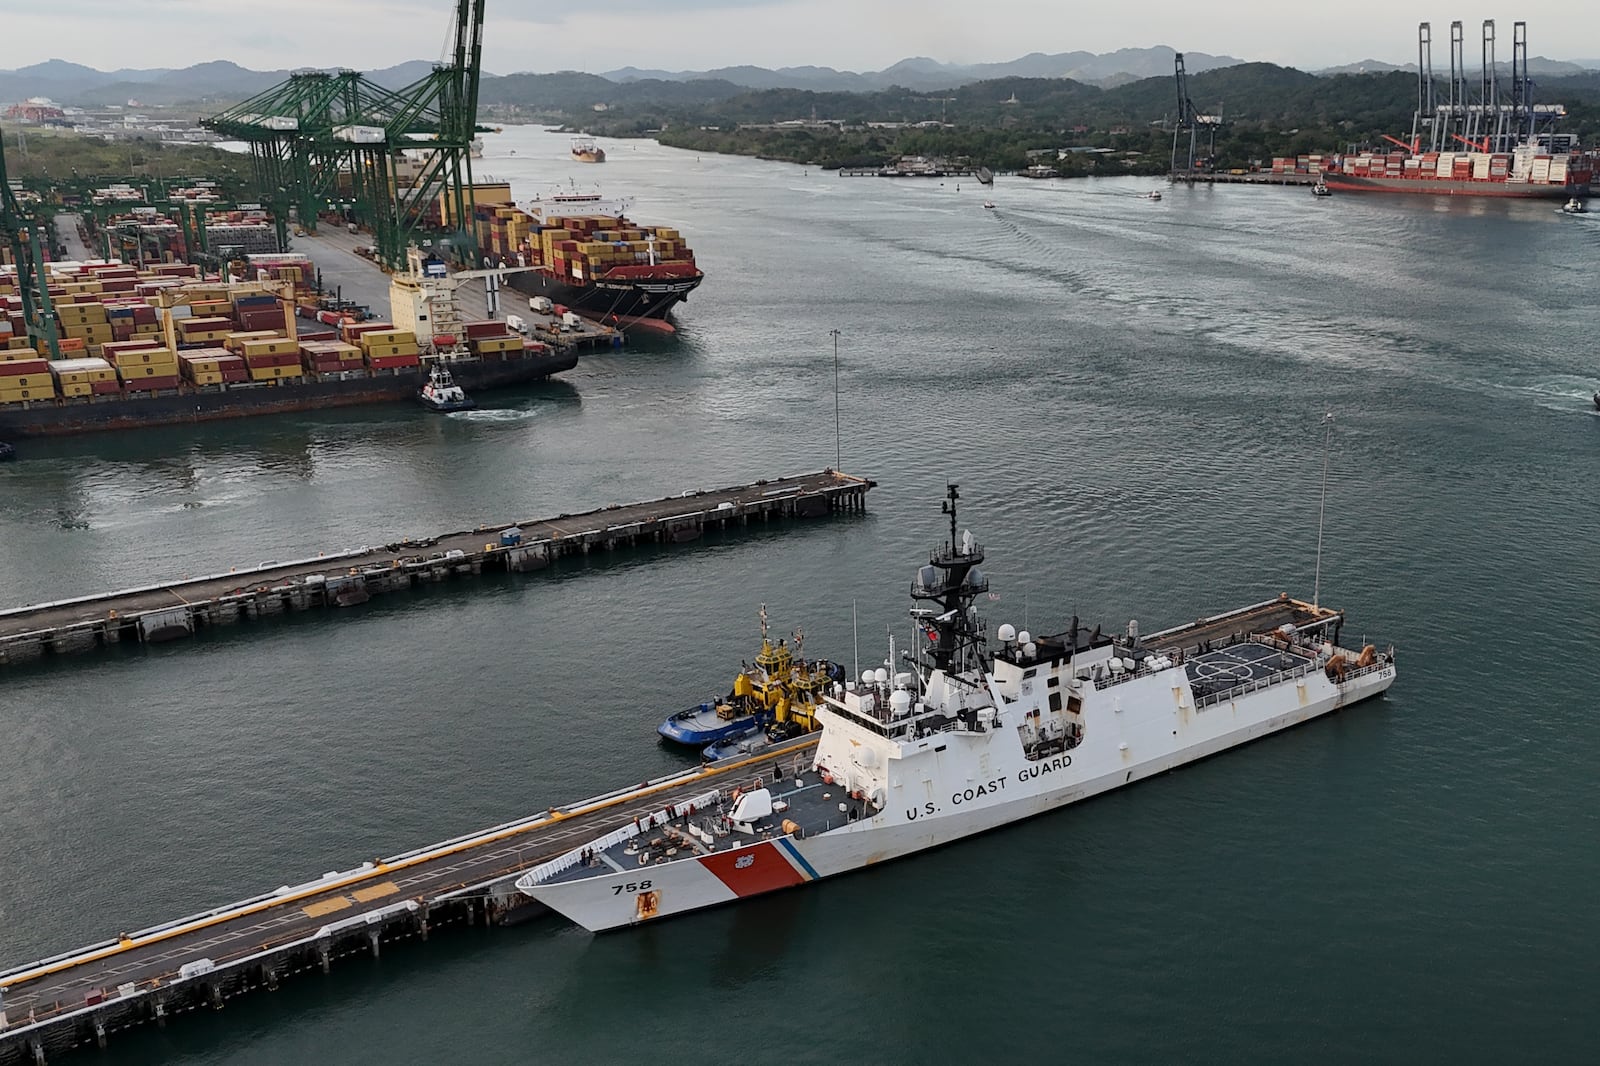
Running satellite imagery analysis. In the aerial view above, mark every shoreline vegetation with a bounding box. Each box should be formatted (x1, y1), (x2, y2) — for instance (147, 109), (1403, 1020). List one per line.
(484, 64), (1600, 177)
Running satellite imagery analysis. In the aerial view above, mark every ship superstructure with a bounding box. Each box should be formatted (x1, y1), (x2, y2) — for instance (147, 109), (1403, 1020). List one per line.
(518, 485), (1397, 931)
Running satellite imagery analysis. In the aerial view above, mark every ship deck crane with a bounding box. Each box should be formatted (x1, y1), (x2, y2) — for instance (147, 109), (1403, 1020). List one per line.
(0, 130), (61, 360)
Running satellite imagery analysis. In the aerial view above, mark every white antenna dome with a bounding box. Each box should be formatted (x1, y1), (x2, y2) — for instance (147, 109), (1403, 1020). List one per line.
(861, 669), (876, 685)
(874, 667), (890, 684)
(1023, 641), (1038, 659)
(1018, 631), (1031, 646)
(997, 623), (1017, 642)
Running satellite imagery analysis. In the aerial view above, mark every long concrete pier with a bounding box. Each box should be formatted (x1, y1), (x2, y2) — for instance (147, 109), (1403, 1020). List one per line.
(0, 735), (822, 1064)
(0, 469), (874, 668)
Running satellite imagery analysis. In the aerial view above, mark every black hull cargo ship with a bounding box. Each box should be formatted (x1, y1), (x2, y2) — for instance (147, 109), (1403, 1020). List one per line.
(507, 269), (703, 326)
(0, 348), (577, 438)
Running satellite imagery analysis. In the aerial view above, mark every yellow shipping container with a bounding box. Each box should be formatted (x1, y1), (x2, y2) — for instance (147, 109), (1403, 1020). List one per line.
(0, 384), (58, 402)
(2, 347), (39, 361)
(241, 338), (299, 358)
(363, 342), (421, 359)
(1, 373), (53, 389)
(114, 348), (179, 367)
(120, 361), (179, 379)
(59, 381), (94, 398)
(50, 358), (117, 383)
(249, 365), (303, 382)
(470, 336), (522, 354)
(359, 330), (417, 351)
(225, 331), (280, 350)
(188, 371), (224, 386)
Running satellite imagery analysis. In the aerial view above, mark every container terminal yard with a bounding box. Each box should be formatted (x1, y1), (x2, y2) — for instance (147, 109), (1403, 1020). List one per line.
(0, 733), (824, 1065)
(0, 470), (874, 668)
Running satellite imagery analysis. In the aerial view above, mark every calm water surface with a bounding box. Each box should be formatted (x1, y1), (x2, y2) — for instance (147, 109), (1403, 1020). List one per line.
(1, 129), (1596, 1063)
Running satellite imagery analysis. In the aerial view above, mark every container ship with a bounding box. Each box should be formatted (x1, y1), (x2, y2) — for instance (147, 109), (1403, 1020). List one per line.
(0, 261), (575, 439)
(476, 193), (702, 332)
(570, 136), (606, 164)
(517, 485), (1397, 931)
(1281, 21), (1593, 200)
(1318, 145), (1594, 198)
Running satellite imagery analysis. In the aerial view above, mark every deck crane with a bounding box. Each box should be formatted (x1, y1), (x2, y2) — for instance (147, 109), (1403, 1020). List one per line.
(1170, 53), (1222, 178)
(0, 131), (61, 360)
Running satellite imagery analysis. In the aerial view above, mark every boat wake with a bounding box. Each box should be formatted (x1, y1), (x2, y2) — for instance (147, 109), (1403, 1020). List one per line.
(1500, 377), (1600, 412)
(447, 407), (542, 424)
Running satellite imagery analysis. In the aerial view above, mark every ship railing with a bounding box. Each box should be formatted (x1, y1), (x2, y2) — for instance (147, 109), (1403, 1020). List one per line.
(1194, 661), (1320, 709)
(1332, 658), (1393, 686)
(515, 787), (723, 886)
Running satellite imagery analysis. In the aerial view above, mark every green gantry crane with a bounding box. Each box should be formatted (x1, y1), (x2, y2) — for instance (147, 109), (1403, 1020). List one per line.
(202, 0), (487, 272)
(0, 129), (62, 360)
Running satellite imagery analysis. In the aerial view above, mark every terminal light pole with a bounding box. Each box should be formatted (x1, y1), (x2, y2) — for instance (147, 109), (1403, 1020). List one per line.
(828, 328), (842, 471)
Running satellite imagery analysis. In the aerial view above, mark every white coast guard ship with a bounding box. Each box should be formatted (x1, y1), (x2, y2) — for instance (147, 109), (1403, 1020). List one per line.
(517, 485), (1397, 931)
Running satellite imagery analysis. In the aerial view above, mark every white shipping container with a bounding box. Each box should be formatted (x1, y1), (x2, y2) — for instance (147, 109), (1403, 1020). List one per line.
(334, 125), (385, 144)
(1549, 160), (1569, 182)
(1531, 159), (1552, 182)
(1472, 157), (1491, 179)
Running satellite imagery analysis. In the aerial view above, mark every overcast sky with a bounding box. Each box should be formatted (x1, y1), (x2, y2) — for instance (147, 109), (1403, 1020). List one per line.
(9, 1), (1595, 73)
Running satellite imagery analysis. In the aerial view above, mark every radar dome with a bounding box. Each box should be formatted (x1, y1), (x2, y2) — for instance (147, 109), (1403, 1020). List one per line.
(861, 670), (876, 685)
(889, 689), (914, 718)
(874, 667), (890, 684)
(997, 623), (1017, 642)
(963, 566), (986, 588)
(1018, 631), (1031, 645)
(1023, 642), (1038, 659)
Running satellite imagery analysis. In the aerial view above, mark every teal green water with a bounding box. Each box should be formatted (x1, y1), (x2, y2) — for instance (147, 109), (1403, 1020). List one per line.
(2, 130), (1598, 1063)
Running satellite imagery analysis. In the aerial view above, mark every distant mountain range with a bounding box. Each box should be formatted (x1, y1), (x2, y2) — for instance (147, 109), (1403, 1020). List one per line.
(2, 47), (1598, 110)
(0, 59), (443, 108)
(0, 49), (1244, 106)
(1314, 56), (1597, 77)
(599, 48), (1247, 91)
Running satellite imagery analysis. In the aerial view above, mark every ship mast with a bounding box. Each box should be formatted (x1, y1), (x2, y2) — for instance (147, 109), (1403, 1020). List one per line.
(910, 483), (989, 675)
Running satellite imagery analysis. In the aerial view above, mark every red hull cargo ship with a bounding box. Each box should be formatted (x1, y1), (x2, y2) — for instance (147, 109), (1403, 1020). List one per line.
(1321, 145), (1593, 198)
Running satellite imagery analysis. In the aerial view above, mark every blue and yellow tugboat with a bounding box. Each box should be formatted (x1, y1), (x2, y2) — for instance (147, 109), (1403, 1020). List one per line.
(658, 605), (842, 751)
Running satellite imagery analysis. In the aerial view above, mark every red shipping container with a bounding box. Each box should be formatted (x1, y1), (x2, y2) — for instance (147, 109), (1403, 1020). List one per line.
(237, 309), (287, 332)
(90, 380), (123, 395)
(104, 340), (162, 357)
(368, 354), (421, 369)
(0, 359), (50, 377)
(464, 320), (505, 340)
(244, 351), (300, 369)
(340, 321), (394, 344)
(122, 375), (181, 392)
